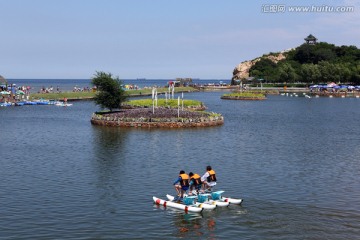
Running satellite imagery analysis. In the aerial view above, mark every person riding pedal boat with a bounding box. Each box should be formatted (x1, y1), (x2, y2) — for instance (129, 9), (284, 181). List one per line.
(173, 170), (189, 202)
(188, 172), (202, 195)
(201, 166), (217, 192)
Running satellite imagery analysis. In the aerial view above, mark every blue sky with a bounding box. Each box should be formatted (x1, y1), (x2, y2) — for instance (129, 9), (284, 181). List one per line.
(1, 0), (359, 79)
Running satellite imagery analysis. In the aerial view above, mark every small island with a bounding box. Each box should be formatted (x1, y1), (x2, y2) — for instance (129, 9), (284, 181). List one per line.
(91, 108), (224, 128)
(221, 91), (266, 100)
(91, 98), (224, 128)
(90, 72), (224, 128)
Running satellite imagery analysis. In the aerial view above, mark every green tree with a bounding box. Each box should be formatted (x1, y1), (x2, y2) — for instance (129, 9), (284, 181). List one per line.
(251, 69), (262, 78)
(292, 42), (337, 64)
(278, 63), (298, 83)
(335, 45), (360, 63)
(249, 58), (277, 81)
(313, 48), (336, 63)
(300, 63), (321, 83)
(292, 44), (314, 64)
(350, 64), (360, 85)
(338, 63), (352, 83)
(318, 61), (344, 83)
(91, 71), (128, 111)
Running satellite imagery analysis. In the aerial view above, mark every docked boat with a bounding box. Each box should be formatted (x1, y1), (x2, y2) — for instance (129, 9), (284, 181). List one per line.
(55, 101), (73, 107)
(153, 196), (203, 213)
(15, 102), (25, 106)
(24, 101), (37, 105)
(34, 100), (50, 105)
(0, 102), (12, 107)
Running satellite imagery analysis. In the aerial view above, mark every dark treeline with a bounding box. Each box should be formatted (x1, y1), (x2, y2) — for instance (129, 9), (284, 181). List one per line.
(249, 42), (360, 85)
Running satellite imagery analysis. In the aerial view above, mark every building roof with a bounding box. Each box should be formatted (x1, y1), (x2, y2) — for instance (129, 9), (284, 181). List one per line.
(304, 34), (317, 41)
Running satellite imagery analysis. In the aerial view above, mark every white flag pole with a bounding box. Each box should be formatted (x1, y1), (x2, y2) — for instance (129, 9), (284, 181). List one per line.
(181, 92), (184, 111)
(168, 84), (171, 99)
(155, 89), (158, 107)
(172, 85), (175, 99)
(152, 88), (155, 114)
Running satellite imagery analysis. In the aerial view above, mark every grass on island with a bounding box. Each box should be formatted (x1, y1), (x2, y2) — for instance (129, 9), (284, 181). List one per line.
(126, 86), (197, 96)
(123, 98), (203, 108)
(30, 91), (96, 100)
(29, 87), (198, 100)
(222, 92), (266, 98)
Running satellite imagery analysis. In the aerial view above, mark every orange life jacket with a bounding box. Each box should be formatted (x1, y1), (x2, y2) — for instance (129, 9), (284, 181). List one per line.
(207, 170), (217, 182)
(190, 173), (202, 185)
(179, 173), (189, 187)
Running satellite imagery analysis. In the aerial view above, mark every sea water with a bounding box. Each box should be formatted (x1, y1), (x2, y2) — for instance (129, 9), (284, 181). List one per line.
(0, 88), (359, 239)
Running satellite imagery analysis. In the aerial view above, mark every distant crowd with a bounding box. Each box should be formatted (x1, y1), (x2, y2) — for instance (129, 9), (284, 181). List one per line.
(38, 85), (95, 93)
(0, 84), (30, 103)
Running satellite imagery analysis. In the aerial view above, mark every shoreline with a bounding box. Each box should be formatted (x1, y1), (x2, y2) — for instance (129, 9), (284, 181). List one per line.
(6, 86), (360, 103)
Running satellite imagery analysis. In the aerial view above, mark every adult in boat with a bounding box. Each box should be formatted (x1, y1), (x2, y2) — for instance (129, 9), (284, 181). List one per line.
(188, 172), (202, 195)
(173, 170), (189, 201)
(201, 166), (217, 192)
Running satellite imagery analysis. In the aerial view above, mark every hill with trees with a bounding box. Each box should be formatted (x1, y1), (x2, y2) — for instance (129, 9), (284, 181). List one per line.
(232, 35), (360, 86)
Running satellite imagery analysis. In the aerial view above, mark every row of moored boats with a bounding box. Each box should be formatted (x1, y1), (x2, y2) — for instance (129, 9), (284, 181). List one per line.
(0, 100), (72, 107)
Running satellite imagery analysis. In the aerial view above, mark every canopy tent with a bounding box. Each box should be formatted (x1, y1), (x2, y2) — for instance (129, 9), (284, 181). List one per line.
(316, 85), (327, 88)
(326, 82), (338, 88)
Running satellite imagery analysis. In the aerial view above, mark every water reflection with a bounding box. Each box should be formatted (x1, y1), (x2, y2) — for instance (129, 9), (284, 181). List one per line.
(90, 126), (130, 214)
(170, 211), (217, 239)
(91, 125), (129, 157)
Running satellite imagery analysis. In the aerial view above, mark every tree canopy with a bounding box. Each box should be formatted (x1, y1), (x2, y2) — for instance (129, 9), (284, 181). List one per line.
(91, 71), (128, 111)
(249, 41), (360, 84)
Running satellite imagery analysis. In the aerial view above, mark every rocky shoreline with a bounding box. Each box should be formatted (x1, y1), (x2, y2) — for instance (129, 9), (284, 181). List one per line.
(220, 95), (266, 100)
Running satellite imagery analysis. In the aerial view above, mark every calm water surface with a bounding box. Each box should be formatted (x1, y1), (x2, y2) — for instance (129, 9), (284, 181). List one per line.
(1, 91), (359, 239)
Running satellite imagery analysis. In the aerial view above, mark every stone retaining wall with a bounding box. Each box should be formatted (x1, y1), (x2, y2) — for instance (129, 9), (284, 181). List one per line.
(91, 113), (224, 128)
(220, 96), (266, 100)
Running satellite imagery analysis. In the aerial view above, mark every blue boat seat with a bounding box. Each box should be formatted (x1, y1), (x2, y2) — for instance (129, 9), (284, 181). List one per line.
(211, 191), (224, 200)
(197, 194), (210, 203)
(183, 196), (196, 205)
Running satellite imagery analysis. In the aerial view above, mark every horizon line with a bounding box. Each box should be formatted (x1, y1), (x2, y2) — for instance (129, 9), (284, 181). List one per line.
(5, 78), (232, 80)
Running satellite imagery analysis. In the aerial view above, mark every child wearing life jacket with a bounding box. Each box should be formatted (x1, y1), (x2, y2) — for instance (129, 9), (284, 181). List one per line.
(188, 172), (202, 195)
(201, 165), (217, 192)
(173, 170), (189, 201)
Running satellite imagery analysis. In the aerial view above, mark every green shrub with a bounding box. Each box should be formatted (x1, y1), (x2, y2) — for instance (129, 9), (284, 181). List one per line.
(123, 99), (203, 108)
(222, 92), (266, 98)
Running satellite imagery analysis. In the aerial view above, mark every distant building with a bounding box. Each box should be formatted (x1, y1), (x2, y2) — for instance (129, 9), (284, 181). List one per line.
(304, 34), (317, 45)
(175, 78), (193, 86)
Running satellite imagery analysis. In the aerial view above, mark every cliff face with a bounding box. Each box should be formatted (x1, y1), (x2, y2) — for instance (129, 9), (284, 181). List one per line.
(232, 50), (291, 80)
